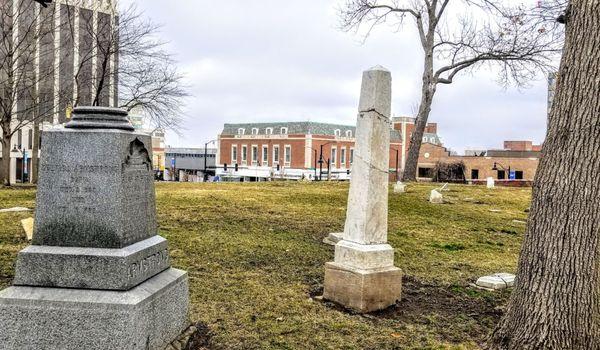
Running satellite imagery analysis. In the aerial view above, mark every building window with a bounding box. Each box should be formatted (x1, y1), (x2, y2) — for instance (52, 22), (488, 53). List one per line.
(251, 145), (258, 165)
(238, 128), (245, 135)
(284, 145), (291, 165)
(331, 147), (337, 168)
(340, 148), (346, 167)
(346, 130), (353, 138)
(262, 145), (268, 165)
(17, 129), (22, 148)
(471, 169), (479, 180)
(515, 171), (524, 180)
(497, 170), (506, 180)
(418, 167), (433, 178)
(242, 145), (248, 164)
(334, 129), (341, 137)
(231, 145), (238, 164)
(350, 148), (354, 164)
(280, 127), (288, 135)
(252, 128), (259, 135)
(273, 145), (280, 164)
(266, 127), (273, 135)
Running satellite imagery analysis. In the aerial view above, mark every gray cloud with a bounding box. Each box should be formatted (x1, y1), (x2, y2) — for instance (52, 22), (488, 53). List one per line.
(124, 0), (549, 152)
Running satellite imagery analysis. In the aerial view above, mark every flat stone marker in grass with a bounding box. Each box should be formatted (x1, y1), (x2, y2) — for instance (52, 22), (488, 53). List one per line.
(323, 66), (402, 313)
(476, 273), (515, 290)
(0, 107), (189, 350)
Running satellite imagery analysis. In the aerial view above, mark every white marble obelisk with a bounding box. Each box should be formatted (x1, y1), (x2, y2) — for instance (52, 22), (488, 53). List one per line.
(323, 66), (402, 313)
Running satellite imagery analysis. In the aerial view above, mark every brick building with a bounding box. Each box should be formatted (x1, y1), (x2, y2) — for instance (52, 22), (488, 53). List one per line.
(216, 122), (406, 181)
(416, 142), (541, 183)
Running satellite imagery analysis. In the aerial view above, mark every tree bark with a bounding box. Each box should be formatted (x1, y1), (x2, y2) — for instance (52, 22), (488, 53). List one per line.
(402, 48), (436, 182)
(490, 2), (600, 349)
(0, 129), (11, 186)
(31, 120), (40, 184)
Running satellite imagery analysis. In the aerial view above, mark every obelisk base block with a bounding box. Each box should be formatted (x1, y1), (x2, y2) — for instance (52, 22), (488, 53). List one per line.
(0, 268), (189, 350)
(324, 240), (402, 312)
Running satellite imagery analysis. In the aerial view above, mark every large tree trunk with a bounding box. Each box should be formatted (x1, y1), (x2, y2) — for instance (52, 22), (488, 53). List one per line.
(402, 52), (436, 182)
(490, 2), (600, 349)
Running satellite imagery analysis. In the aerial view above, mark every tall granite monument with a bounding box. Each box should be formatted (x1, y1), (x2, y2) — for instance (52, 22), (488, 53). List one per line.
(323, 66), (402, 313)
(0, 107), (189, 350)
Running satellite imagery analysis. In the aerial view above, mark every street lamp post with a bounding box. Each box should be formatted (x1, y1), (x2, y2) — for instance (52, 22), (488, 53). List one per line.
(204, 139), (217, 182)
(390, 146), (400, 181)
(318, 141), (335, 181)
(492, 162), (512, 180)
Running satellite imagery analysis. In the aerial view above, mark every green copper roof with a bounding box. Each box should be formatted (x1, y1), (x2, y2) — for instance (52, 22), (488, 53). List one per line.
(222, 121), (402, 141)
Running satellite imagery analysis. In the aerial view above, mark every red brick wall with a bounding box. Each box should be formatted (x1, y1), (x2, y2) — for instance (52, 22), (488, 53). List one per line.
(415, 143), (539, 181)
(219, 135), (306, 168)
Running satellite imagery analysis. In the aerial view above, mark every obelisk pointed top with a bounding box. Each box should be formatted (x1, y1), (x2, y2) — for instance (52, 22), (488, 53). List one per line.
(367, 64), (390, 72)
(359, 66), (392, 117)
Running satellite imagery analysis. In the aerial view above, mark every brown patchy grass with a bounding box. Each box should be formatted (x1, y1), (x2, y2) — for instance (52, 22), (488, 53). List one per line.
(0, 182), (531, 349)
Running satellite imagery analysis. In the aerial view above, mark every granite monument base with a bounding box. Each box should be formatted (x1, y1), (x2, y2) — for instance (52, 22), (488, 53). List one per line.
(0, 268), (189, 350)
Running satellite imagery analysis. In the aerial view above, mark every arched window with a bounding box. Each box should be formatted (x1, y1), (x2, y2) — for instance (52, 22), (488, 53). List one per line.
(252, 128), (259, 135)
(265, 127), (273, 135)
(334, 129), (341, 137)
(238, 128), (245, 135)
(345, 130), (353, 138)
(281, 127), (288, 135)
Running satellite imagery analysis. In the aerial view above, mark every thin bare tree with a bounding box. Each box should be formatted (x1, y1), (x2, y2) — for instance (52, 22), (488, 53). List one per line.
(72, 3), (188, 131)
(0, 0), (60, 186)
(489, 1), (600, 348)
(338, 0), (564, 181)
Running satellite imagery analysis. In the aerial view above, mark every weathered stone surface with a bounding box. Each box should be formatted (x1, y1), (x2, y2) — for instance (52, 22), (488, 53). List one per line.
(476, 273), (515, 290)
(393, 181), (406, 193)
(324, 262), (402, 313)
(21, 217), (34, 240)
(13, 235), (170, 290)
(324, 66), (401, 313)
(0, 268), (189, 350)
(343, 66), (392, 245)
(429, 189), (443, 204)
(323, 232), (342, 246)
(33, 125), (157, 248)
(333, 240), (395, 270)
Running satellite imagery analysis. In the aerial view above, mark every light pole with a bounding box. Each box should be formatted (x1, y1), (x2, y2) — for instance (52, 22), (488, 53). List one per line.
(492, 162), (511, 180)
(318, 141), (335, 181)
(390, 146), (400, 181)
(204, 139), (217, 182)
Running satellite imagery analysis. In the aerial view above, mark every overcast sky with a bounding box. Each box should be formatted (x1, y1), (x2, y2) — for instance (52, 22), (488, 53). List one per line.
(123, 0), (551, 153)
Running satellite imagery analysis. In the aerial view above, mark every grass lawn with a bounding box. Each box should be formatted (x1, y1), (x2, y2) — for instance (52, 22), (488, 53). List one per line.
(0, 182), (532, 349)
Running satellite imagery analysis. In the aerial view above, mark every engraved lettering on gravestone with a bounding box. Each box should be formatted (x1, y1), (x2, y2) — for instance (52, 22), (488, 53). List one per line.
(128, 249), (169, 279)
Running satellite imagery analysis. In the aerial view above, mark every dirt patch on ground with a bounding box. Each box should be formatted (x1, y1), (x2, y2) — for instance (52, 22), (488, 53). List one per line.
(312, 275), (510, 347)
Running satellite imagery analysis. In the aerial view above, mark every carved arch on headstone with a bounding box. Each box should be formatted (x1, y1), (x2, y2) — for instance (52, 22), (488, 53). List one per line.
(124, 138), (152, 171)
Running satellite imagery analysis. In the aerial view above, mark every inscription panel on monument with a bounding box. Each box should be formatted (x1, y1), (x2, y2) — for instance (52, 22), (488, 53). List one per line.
(34, 160), (122, 248)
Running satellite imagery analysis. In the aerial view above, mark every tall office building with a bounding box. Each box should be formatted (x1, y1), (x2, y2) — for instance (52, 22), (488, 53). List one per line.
(0, 0), (118, 183)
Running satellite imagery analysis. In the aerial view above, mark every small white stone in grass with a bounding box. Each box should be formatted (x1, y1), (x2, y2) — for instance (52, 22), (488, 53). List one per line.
(393, 182), (406, 193)
(487, 177), (495, 189)
(429, 190), (443, 204)
(476, 273), (515, 290)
